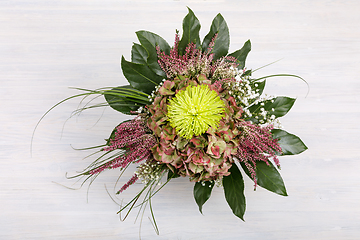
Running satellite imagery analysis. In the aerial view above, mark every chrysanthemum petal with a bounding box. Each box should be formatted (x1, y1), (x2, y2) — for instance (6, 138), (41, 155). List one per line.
(167, 84), (225, 139)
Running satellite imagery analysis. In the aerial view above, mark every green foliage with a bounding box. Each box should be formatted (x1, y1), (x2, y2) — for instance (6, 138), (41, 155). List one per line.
(167, 170), (180, 180)
(253, 80), (266, 95)
(131, 43), (148, 65)
(248, 80), (266, 105)
(104, 85), (150, 115)
(178, 7), (201, 55)
(240, 161), (287, 196)
(121, 56), (164, 94)
(228, 40), (251, 69)
(202, 13), (229, 60)
(272, 129), (308, 155)
(193, 181), (215, 214)
(247, 96), (296, 123)
(36, 8), (309, 228)
(136, 30), (170, 77)
(136, 30), (171, 55)
(122, 31), (171, 95)
(223, 163), (246, 221)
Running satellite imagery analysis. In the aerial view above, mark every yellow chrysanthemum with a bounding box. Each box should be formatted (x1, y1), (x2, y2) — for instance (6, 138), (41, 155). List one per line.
(167, 84), (225, 139)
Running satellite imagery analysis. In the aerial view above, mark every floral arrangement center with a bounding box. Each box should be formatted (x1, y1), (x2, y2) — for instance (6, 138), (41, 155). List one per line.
(167, 84), (225, 139)
(37, 7), (308, 234)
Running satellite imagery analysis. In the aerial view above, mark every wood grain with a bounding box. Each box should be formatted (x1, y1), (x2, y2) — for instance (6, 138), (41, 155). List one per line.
(1, 1), (360, 239)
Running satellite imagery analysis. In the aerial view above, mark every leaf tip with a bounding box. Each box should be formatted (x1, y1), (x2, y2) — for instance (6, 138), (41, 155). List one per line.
(198, 207), (203, 215)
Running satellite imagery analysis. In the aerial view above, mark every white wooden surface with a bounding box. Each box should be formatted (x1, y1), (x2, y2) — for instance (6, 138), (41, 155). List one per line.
(1, 1), (360, 239)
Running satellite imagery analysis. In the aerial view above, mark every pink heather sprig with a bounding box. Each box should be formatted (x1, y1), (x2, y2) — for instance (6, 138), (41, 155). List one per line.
(156, 33), (186, 78)
(89, 119), (157, 175)
(235, 121), (282, 187)
(117, 174), (138, 194)
(171, 32), (180, 59)
(205, 33), (218, 55)
(156, 33), (238, 80)
(104, 119), (148, 151)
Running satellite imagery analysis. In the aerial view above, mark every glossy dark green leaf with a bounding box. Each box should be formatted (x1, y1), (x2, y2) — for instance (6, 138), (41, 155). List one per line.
(228, 40), (251, 69)
(121, 56), (163, 94)
(252, 80), (266, 94)
(105, 95), (138, 115)
(131, 43), (148, 64)
(193, 181), (215, 214)
(202, 13), (229, 60)
(223, 163), (246, 221)
(247, 96), (295, 123)
(136, 30), (169, 78)
(256, 161), (287, 196)
(178, 7), (201, 55)
(268, 97), (296, 117)
(104, 85), (150, 115)
(240, 161), (287, 196)
(136, 30), (170, 55)
(167, 170), (180, 180)
(272, 129), (308, 155)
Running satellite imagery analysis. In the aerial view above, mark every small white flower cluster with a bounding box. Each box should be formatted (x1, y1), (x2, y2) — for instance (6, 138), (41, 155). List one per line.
(135, 106), (143, 114)
(135, 160), (163, 184)
(249, 94), (283, 128)
(224, 68), (282, 128)
(224, 68), (260, 108)
(147, 79), (167, 103)
(199, 178), (223, 188)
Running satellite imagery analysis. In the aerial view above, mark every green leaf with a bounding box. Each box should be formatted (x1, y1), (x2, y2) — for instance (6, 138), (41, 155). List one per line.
(167, 170), (180, 180)
(272, 129), (308, 155)
(228, 40), (251, 69)
(223, 163), (246, 221)
(247, 96), (295, 123)
(256, 161), (287, 196)
(251, 80), (266, 95)
(178, 7), (201, 55)
(271, 129), (308, 155)
(202, 13), (229, 60)
(136, 30), (171, 55)
(104, 85), (150, 115)
(131, 43), (148, 64)
(121, 56), (164, 94)
(240, 161), (287, 196)
(136, 30), (170, 77)
(193, 181), (215, 214)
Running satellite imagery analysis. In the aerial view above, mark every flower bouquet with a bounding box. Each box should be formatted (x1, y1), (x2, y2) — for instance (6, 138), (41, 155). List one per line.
(37, 7), (307, 228)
